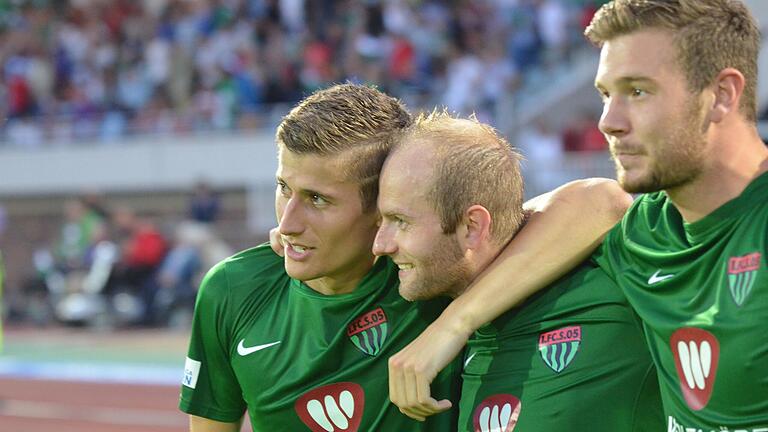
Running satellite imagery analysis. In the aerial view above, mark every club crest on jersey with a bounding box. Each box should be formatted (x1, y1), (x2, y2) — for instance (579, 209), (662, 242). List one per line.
(295, 382), (365, 432)
(346, 307), (388, 356)
(670, 328), (720, 411)
(727, 252), (761, 306)
(472, 394), (521, 432)
(538, 326), (581, 373)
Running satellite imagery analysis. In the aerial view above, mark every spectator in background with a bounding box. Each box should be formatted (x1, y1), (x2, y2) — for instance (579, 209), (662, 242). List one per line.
(518, 118), (568, 193)
(562, 111), (607, 152)
(105, 207), (167, 325)
(188, 180), (220, 224)
(0, 0), (595, 145)
(155, 220), (233, 327)
(54, 197), (107, 271)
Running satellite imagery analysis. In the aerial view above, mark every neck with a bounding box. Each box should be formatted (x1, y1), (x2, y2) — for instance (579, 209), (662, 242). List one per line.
(667, 125), (768, 223)
(457, 241), (506, 297)
(304, 256), (378, 296)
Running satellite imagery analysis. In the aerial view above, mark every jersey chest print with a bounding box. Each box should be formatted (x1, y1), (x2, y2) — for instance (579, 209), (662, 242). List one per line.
(538, 326), (582, 373)
(295, 382), (365, 432)
(670, 328), (720, 411)
(472, 394), (522, 432)
(346, 307), (388, 356)
(727, 252), (761, 306)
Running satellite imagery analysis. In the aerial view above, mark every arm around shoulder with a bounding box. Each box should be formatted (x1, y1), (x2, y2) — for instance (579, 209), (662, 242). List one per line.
(386, 178), (631, 420)
(444, 177), (631, 334)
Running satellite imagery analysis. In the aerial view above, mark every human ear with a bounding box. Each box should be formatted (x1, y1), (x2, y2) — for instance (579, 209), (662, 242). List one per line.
(458, 205), (492, 250)
(709, 68), (745, 123)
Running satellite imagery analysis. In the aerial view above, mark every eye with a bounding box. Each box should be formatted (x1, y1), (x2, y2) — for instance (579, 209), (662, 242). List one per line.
(394, 216), (409, 230)
(276, 180), (290, 197)
(630, 87), (647, 98)
(596, 89), (609, 103)
(310, 193), (328, 206)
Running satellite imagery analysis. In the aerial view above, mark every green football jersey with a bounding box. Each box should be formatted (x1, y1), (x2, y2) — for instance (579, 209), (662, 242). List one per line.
(595, 172), (768, 430)
(179, 244), (461, 431)
(458, 262), (663, 431)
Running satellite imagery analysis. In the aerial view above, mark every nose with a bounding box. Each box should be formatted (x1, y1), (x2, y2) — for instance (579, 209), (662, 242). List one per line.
(598, 97), (629, 138)
(372, 223), (397, 256)
(278, 197), (304, 237)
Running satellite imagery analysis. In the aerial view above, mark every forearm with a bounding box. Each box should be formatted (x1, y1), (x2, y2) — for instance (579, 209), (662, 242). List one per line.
(190, 415), (243, 432)
(438, 178), (632, 337)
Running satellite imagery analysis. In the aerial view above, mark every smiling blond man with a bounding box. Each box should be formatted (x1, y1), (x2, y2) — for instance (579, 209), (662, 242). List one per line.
(178, 83), (635, 431)
(375, 111), (663, 430)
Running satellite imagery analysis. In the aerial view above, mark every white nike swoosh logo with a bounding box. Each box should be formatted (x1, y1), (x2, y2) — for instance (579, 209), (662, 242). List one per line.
(648, 270), (674, 285)
(237, 340), (281, 356)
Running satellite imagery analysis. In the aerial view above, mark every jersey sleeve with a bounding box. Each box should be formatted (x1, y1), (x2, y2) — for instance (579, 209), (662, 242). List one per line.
(179, 261), (247, 422)
(591, 223), (620, 282)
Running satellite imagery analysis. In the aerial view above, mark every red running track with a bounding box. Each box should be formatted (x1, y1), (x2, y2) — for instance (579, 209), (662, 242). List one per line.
(0, 377), (187, 432)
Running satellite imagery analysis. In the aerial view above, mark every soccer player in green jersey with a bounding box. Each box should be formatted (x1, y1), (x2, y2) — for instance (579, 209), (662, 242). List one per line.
(179, 84), (628, 432)
(388, 1), (768, 430)
(374, 111), (663, 431)
(586, 1), (768, 429)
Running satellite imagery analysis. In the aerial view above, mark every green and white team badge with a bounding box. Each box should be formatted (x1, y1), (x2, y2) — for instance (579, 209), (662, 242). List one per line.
(346, 307), (388, 356)
(727, 252), (761, 306)
(538, 326), (581, 373)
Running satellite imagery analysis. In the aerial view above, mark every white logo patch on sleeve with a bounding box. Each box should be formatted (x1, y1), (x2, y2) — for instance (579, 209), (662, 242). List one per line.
(183, 357), (202, 389)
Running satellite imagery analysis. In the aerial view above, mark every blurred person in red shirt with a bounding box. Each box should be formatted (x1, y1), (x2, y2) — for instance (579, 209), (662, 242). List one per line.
(105, 207), (168, 325)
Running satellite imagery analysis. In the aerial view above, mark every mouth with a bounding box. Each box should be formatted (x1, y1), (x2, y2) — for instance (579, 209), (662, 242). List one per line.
(285, 242), (313, 260)
(395, 262), (414, 278)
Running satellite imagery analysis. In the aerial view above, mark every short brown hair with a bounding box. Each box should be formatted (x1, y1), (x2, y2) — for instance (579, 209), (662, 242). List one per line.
(276, 83), (412, 211)
(585, 0), (760, 122)
(398, 110), (525, 244)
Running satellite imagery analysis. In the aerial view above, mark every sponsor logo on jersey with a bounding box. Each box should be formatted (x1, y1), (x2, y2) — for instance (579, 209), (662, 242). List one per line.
(472, 394), (521, 432)
(538, 326), (581, 373)
(182, 357), (201, 389)
(346, 307), (388, 356)
(667, 415), (768, 432)
(727, 252), (761, 306)
(295, 382), (364, 432)
(670, 328), (720, 411)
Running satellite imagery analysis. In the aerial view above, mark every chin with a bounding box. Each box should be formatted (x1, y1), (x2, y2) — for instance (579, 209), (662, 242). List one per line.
(284, 262), (315, 282)
(399, 282), (446, 302)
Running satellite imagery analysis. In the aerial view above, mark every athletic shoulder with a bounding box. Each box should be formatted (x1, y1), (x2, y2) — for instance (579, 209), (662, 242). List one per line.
(197, 243), (286, 305)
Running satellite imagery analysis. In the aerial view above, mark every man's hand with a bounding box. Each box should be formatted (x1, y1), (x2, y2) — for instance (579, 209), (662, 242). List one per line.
(388, 312), (472, 421)
(269, 228), (285, 257)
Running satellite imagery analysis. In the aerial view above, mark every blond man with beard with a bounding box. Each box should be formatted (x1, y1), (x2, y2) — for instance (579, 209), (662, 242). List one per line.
(375, 111), (663, 431)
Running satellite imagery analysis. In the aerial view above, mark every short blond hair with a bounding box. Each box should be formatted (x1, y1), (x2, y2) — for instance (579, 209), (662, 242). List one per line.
(585, 0), (760, 122)
(397, 110), (525, 244)
(276, 84), (412, 211)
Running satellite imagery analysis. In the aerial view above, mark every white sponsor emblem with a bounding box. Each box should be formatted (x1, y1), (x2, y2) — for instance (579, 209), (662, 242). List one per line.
(648, 270), (674, 285)
(677, 340), (712, 391)
(237, 340), (281, 356)
(478, 403), (519, 432)
(306, 390), (356, 432)
(182, 357), (201, 389)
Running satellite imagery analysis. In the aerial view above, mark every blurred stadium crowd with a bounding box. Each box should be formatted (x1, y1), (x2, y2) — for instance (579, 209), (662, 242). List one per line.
(0, 0), (606, 147)
(0, 0), (612, 329)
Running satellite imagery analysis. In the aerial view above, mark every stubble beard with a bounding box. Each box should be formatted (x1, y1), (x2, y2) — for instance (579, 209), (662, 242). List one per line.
(400, 236), (473, 302)
(616, 98), (708, 194)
